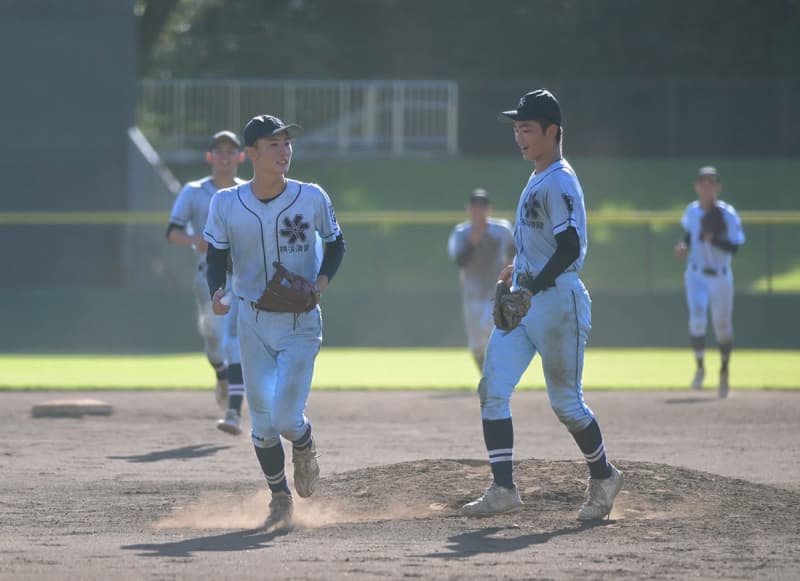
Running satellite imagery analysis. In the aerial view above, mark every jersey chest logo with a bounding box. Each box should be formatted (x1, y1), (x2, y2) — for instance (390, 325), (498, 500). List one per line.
(521, 191), (544, 229)
(280, 214), (310, 243)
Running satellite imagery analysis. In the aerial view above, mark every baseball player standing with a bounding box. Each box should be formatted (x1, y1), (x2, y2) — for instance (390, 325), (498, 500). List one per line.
(462, 89), (623, 520)
(204, 114), (345, 530)
(447, 189), (514, 369)
(167, 130), (247, 435)
(674, 166), (745, 397)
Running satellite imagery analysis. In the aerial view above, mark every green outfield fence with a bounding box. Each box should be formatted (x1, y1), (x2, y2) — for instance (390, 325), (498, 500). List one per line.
(2, 209), (799, 351)
(2, 209), (799, 293)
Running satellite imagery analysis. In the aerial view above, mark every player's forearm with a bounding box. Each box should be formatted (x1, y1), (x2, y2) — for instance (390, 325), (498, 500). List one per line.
(710, 237), (739, 254)
(318, 234), (346, 282)
(206, 245), (230, 297)
(520, 227), (580, 295)
(166, 224), (197, 246)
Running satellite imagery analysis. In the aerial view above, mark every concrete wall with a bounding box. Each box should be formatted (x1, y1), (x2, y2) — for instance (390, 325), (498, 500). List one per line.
(0, 0), (136, 287)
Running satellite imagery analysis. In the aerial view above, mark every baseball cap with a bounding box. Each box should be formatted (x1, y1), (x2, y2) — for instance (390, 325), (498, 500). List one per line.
(697, 166), (719, 179)
(468, 188), (490, 206)
(209, 130), (241, 149)
(243, 115), (303, 146)
(500, 89), (562, 125)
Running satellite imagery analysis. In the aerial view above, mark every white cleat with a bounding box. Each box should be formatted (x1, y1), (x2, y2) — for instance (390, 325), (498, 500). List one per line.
(216, 409), (242, 435)
(264, 491), (293, 531)
(577, 464), (624, 521)
(718, 370), (730, 398)
(690, 367), (705, 390)
(292, 441), (320, 498)
(215, 379), (229, 409)
(462, 482), (523, 517)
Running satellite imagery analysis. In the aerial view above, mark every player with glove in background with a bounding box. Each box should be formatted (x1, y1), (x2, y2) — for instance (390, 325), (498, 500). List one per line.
(462, 89), (623, 521)
(204, 114), (345, 530)
(674, 166), (744, 397)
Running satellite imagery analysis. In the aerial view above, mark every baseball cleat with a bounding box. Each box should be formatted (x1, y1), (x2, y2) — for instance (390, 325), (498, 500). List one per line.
(690, 367), (705, 390)
(216, 409), (242, 435)
(718, 370), (730, 398)
(462, 482), (523, 517)
(264, 491), (293, 531)
(214, 379), (229, 409)
(577, 463), (624, 521)
(292, 440), (320, 498)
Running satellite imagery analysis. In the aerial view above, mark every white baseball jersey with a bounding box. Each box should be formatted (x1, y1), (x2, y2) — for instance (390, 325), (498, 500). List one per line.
(203, 179), (341, 302)
(512, 159), (587, 285)
(681, 201), (745, 273)
(448, 218), (515, 299)
(170, 176), (247, 262)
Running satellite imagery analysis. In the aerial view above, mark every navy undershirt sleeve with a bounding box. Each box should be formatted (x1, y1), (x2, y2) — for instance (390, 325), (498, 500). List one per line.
(206, 244), (230, 297)
(710, 237), (739, 254)
(318, 234), (346, 282)
(166, 222), (184, 240)
(525, 227), (581, 294)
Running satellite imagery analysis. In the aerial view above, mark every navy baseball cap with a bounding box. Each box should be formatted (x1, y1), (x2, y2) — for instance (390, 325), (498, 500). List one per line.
(243, 115), (303, 146)
(209, 130), (241, 149)
(469, 188), (490, 206)
(500, 89), (562, 125)
(697, 166), (719, 179)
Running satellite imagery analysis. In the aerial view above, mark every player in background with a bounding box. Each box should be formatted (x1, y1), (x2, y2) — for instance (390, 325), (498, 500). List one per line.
(674, 166), (745, 397)
(462, 89), (623, 521)
(204, 114), (345, 530)
(167, 131), (247, 434)
(448, 189), (514, 370)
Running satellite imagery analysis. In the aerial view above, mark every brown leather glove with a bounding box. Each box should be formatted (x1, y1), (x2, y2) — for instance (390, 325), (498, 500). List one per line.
(255, 262), (319, 313)
(701, 205), (727, 240)
(493, 281), (532, 331)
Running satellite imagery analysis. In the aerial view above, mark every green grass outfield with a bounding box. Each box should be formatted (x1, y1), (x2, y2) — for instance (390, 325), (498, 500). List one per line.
(1, 349), (797, 390)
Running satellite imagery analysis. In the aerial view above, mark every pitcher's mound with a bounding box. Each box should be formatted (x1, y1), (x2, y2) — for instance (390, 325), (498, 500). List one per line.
(307, 458), (799, 533)
(32, 398), (113, 418)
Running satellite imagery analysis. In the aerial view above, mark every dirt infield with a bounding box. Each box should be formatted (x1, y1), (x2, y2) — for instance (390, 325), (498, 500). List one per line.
(1, 390), (799, 580)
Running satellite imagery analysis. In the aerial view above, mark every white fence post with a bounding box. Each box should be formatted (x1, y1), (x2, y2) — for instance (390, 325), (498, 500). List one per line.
(447, 82), (459, 156)
(392, 82), (405, 156)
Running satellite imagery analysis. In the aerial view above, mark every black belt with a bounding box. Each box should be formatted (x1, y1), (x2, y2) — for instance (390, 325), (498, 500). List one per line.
(693, 265), (727, 276)
(240, 296), (279, 313)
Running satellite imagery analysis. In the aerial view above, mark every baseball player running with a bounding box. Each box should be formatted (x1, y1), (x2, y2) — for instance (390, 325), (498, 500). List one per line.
(448, 189), (514, 370)
(462, 89), (623, 521)
(674, 166), (745, 397)
(167, 130), (247, 435)
(204, 114), (345, 531)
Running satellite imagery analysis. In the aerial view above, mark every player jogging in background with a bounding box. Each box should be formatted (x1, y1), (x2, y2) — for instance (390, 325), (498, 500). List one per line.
(448, 189), (514, 370)
(167, 131), (247, 435)
(462, 89), (623, 521)
(674, 166), (744, 398)
(204, 114), (345, 531)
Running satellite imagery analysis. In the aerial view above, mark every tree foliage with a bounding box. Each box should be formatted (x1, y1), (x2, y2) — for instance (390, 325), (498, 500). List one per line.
(141, 0), (800, 80)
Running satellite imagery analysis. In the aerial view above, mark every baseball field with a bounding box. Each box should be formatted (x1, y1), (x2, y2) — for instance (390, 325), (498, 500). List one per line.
(1, 348), (799, 390)
(2, 349), (799, 580)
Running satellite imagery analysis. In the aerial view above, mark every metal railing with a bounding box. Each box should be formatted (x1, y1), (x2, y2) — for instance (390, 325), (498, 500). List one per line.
(138, 79), (459, 160)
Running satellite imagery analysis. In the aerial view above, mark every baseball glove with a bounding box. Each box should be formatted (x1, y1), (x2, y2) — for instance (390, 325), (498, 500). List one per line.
(493, 281), (532, 332)
(701, 205), (727, 240)
(255, 262), (319, 313)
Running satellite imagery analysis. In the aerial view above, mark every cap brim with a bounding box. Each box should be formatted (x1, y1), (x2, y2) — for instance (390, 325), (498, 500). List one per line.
(498, 110), (520, 122)
(270, 124), (303, 138)
(210, 136), (241, 148)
